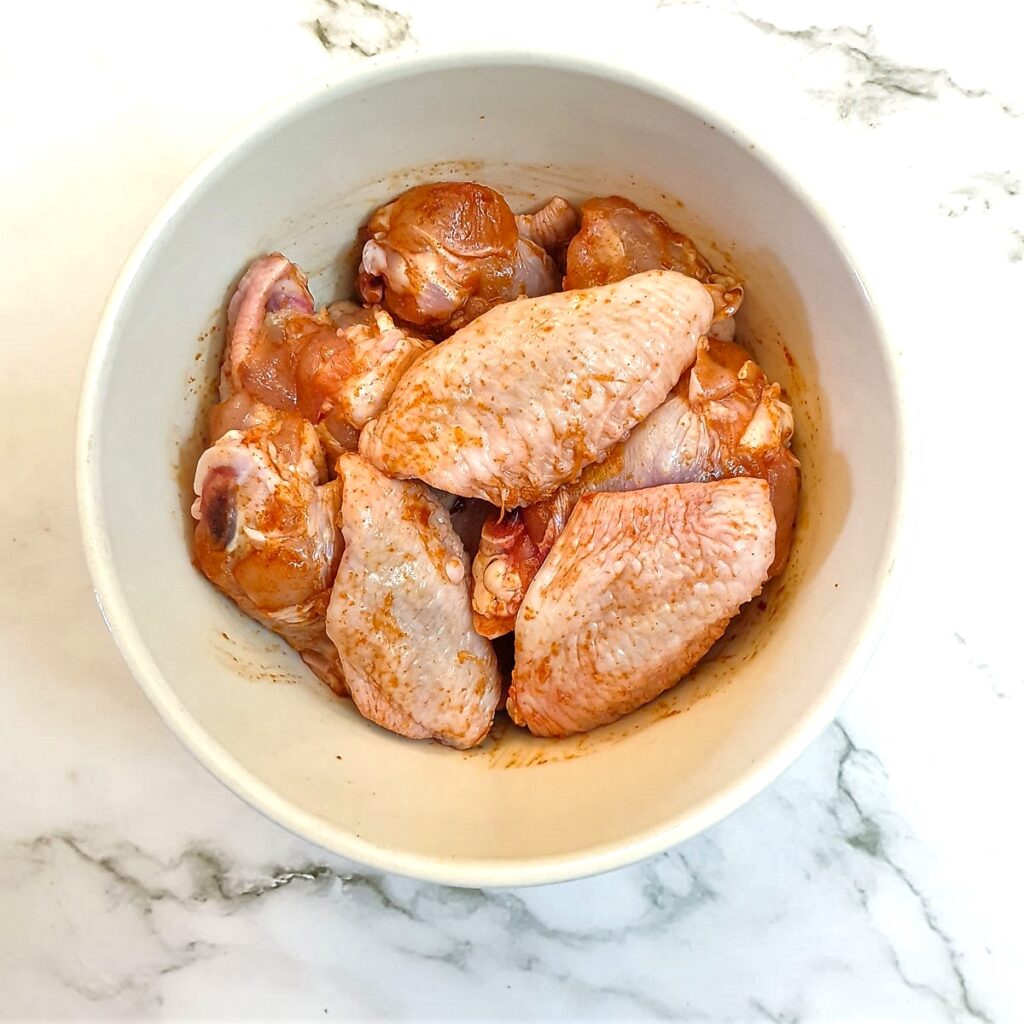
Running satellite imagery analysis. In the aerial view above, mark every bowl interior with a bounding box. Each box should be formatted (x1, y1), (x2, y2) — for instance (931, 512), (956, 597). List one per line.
(80, 56), (902, 885)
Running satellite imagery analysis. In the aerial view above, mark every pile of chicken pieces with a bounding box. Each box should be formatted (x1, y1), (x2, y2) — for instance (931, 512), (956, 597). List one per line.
(191, 183), (799, 748)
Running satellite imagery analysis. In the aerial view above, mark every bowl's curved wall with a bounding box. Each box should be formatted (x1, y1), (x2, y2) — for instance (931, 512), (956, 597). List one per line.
(78, 55), (904, 885)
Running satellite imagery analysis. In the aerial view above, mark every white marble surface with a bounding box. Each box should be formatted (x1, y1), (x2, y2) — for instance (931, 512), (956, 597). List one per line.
(1, 0), (1021, 1019)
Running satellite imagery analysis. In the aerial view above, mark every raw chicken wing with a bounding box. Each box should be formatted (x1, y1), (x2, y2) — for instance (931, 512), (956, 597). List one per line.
(470, 385), (716, 637)
(213, 254), (430, 447)
(471, 509), (544, 637)
(225, 253), (316, 399)
(192, 408), (346, 694)
(564, 196), (743, 323)
(359, 269), (714, 507)
(304, 301), (432, 428)
(472, 338), (799, 636)
(688, 338), (799, 576)
(509, 478), (776, 737)
(325, 454), (501, 749)
(356, 182), (560, 334)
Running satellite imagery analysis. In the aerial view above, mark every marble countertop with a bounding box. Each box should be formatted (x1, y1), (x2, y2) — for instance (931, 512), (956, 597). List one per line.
(1, 0), (1020, 1019)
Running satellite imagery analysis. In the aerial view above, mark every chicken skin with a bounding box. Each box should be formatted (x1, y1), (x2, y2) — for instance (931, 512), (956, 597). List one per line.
(192, 408), (347, 695)
(508, 478), (776, 737)
(189, 184), (802, 747)
(564, 196), (743, 324)
(471, 338), (799, 637)
(212, 253), (430, 451)
(515, 196), (579, 253)
(357, 182), (563, 334)
(224, 253), (316, 399)
(359, 269), (714, 507)
(325, 454), (500, 749)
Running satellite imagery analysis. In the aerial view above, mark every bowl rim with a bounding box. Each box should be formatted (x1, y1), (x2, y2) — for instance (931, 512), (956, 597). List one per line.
(76, 48), (913, 888)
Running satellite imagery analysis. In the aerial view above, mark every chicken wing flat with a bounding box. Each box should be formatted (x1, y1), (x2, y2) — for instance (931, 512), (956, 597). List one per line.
(326, 454), (500, 749)
(359, 269), (714, 507)
(508, 478), (776, 737)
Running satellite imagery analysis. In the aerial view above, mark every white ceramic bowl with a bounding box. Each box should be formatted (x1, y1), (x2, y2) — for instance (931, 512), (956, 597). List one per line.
(77, 52), (907, 886)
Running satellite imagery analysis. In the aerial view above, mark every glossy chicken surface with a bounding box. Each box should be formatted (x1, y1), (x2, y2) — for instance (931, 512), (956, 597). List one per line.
(471, 338), (799, 635)
(356, 183), (562, 334)
(298, 301), (431, 430)
(326, 454), (500, 748)
(564, 196), (743, 323)
(190, 181), (803, 746)
(688, 338), (800, 577)
(359, 269), (714, 507)
(213, 254), (430, 446)
(224, 253), (316, 398)
(192, 407), (347, 695)
(472, 509), (543, 638)
(515, 196), (579, 252)
(508, 478), (776, 737)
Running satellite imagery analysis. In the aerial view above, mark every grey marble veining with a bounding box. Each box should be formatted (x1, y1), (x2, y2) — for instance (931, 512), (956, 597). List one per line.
(308, 0), (412, 57)
(0, 722), (999, 1020)
(939, 171), (1024, 263)
(658, 0), (1021, 124)
(736, 15), (1022, 123)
